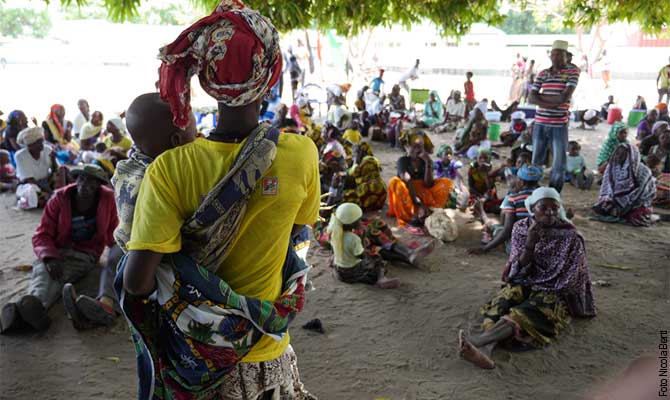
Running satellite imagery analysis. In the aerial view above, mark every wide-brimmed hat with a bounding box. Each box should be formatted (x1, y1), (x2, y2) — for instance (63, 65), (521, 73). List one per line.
(552, 40), (569, 51)
(68, 164), (109, 183)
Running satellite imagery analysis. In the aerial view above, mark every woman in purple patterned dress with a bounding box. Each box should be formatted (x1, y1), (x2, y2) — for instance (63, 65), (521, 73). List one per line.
(458, 187), (596, 369)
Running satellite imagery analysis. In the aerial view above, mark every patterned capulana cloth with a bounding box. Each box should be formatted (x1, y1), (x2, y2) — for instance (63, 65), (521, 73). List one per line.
(594, 143), (656, 225)
(114, 126), (312, 400)
(158, 0), (283, 128)
(502, 217), (596, 319)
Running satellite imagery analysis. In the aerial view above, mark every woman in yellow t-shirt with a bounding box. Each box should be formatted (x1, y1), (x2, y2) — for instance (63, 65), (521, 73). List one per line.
(119, 3), (319, 399)
(103, 117), (132, 155)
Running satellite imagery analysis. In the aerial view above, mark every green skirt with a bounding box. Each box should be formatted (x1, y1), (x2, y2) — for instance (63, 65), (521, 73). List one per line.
(480, 284), (570, 347)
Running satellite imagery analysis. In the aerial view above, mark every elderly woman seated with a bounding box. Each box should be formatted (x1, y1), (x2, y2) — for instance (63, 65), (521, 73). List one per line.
(459, 187), (596, 369)
(596, 122), (629, 174)
(593, 143), (656, 226)
(421, 90), (444, 128)
(455, 107), (489, 158)
(14, 127), (64, 208)
(387, 132), (454, 228)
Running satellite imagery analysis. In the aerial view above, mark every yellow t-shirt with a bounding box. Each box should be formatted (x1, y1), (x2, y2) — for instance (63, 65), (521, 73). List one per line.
(127, 134), (320, 362)
(104, 135), (133, 154)
(342, 129), (362, 144)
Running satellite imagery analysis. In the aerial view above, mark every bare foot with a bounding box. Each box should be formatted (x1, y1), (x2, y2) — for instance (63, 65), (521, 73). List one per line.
(409, 240), (436, 266)
(375, 277), (401, 289)
(458, 330), (495, 369)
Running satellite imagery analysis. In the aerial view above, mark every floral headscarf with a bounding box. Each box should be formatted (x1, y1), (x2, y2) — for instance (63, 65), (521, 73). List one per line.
(158, 0), (282, 128)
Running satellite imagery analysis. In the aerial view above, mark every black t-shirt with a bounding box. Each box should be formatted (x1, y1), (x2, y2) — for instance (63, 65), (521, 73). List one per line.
(397, 156), (426, 180)
(1, 125), (21, 151)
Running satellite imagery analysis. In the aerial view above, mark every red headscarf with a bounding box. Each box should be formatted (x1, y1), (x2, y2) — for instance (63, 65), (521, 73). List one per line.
(158, 0), (282, 129)
(47, 104), (65, 142)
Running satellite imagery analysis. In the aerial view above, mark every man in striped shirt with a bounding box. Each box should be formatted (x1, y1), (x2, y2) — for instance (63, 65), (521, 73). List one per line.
(528, 40), (580, 192)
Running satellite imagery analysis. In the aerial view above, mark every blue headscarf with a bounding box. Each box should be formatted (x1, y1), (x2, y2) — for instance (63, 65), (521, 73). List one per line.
(517, 165), (543, 182)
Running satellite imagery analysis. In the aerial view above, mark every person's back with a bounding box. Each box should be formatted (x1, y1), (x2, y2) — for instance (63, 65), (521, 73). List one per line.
(128, 130), (319, 359)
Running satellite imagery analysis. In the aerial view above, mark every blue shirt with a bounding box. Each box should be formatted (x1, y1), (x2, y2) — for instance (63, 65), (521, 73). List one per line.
(371, 77), (384, 93)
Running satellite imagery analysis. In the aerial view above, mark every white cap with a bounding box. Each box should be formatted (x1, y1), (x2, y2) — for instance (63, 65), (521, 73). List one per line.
(584, 109), (597, 120)
(511, 111), (526, 120)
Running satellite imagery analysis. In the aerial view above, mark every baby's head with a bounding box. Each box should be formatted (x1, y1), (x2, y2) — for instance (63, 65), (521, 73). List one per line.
(516, 151), (531, 169)
(568, 141), (581, 156)
(95, 142), (108, 154)
(0, 149), (10, 165)
(645, 154), (661, 175)
(126, 93), (196, 159)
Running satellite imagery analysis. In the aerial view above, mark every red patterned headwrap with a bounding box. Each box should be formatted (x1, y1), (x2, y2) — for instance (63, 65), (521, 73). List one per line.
(48, 104), (65, 138)
(158, 0), (283, 129)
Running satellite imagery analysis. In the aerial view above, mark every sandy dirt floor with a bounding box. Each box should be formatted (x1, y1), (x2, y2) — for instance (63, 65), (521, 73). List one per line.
(0, 120), (668, 400)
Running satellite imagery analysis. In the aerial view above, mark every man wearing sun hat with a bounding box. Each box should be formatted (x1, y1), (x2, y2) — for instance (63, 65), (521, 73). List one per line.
(0, 164), (118, 334)
(528, 39), (580, 192)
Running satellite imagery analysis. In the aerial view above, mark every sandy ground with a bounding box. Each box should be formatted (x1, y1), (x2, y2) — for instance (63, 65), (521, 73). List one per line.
(1, 120), (669, 400)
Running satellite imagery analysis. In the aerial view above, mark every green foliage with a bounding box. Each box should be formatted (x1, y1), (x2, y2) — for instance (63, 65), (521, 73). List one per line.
(562, 0), (670, 33)
(0, 7), (52, 38)
(500, 10), (574, 34)
(49, 0), (670, 36)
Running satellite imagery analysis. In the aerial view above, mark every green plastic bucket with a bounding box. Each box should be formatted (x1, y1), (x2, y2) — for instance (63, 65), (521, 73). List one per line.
(488, 122), (501, 141)
(627, 110), (646, 128)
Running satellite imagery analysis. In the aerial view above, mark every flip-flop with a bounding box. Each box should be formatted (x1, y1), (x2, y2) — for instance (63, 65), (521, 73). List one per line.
(76, 295), (115, 327)
(62, 283), (90, 330)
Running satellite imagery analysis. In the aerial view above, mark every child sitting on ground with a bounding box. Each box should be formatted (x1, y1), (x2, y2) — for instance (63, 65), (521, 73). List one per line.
(434, 144), (463, 180)
(468, 150), (501, 215)
(327, 202), (401, 289)
(0, 149), (18, 191)
(566, 141), (594, 190)
(498, 111), (527, 147)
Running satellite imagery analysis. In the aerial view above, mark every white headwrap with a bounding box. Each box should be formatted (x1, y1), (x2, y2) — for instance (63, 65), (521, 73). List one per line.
(511, 110), (526, 120)
(652, 121), (669, 135)
(108, 117), (126, 134)
(524, 187), (570, 222)
(326, 203), (363, 259)
(16, 127), (45, 146)
(584, 109), (598, 120)
(80, 122), (102, 141)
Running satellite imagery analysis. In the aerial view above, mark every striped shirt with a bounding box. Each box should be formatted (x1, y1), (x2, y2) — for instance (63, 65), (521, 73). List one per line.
(532, 65), (580, 127)
(501, 188), (534, 218)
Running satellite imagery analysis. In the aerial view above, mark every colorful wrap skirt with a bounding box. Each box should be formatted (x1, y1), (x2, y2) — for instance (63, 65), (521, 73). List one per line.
(480, 284), (570, 347)
(387, 177), (454, 225)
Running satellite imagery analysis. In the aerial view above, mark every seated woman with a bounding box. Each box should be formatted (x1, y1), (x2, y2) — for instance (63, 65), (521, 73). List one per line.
(14, 127), (64, 208)
(319, 125), (347, 193)
(498, 111), (527, 147)
(344, 145), (386, 212)
(640, 121), (668, 156)
(42, 104), (68, 146)
(574, 109), (600, 130)
(455, 107), (489, 158)
(593, 143), (656, 226)
(645, 154), (670, 209)
(388, 84), (406, 112)
(422, 90), (444, 127)
(387, 132), (454, 227)
(636, 109), (657, 140)
(596, 122), (628, 174)
(648, 128), (670, 173)
(1, 110), (29, 165)
(103, 117), (133, 156)
(459, 187), (596, 369)
(468, 150), (501, 215)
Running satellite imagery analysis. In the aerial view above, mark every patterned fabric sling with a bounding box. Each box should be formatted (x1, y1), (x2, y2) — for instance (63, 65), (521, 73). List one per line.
(114, 124), (310, 400)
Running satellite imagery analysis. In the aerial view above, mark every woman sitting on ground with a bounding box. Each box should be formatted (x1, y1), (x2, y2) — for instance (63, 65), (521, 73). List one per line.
(459, 187), (596, 369)
(636, 109), (658, 140)
(455, 107), (489, 158)
(387, 132), (454, 227)
(42, 104), (68, 146)
(388, 84), (406, 112)
(1, 110), (29, 163)
(498, 111), (527, 147)
(103, 117), (133, 156)
(593, 143), (656, 226)
(648, 128), (670, 173)
(344, 144), (386, 211)
(422, 90), (444, 127)
(596, 122), (628, 174)
(640, 121), (668, 156)
(14, 127), (63, 208)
